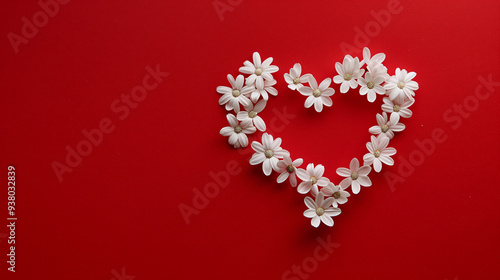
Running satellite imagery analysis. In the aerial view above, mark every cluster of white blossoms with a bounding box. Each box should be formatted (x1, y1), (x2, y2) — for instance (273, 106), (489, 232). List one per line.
(218, 49), (418, 228)
(218, 52), (279, 148)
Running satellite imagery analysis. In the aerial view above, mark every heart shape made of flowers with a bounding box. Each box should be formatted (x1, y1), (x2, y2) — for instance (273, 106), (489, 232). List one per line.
(218, 49), (418, 228)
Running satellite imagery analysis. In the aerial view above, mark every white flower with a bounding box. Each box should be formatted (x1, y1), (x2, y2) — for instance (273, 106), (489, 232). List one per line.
(320, 182), (350, 207)
(217, 74), (253, 113)
(250, 133), (289, 176)
(298, 76), (335, 112)
(369, 112), (405, 139)
(333, 55), (365, 93)
(368, 64), (390, 80)
(219, 114), (256, 148)
(336, 158), (372, 194)
(358, 71), (386, 102)
(296, 163), (329, 195)
(284, 63), (312, 90)
(381, 97), (414, 119)
(239, 52), (279, 90)
(303, 193), (341, 228)
(276, 156), (303, 187)
(384, 68), (419, 102)
(247, 79), (278, 103)
(360, 47), (386, 70)
(363, 135), (397, 172)
(237, 99), (267, 131)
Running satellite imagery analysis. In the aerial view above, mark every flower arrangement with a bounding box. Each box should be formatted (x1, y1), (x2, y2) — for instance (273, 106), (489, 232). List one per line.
(218, 48), (418, 227)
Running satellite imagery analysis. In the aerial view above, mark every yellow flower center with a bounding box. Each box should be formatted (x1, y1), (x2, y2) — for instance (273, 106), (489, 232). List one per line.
(343, 74), (352, 81)
(313, 89), (321, 97)
(374, 150), (381, 158)
(381, 124), (389, 133)
(316, 207), (325, 216)
(293, 77), (301, 85)
(287, 165), (295, 173)
(397, 81), (405, 89)
(310, 176), (318, 185)
(265, 149), (274, 158)
(333, 191), (341, 199)
(232, 89), (241, 97)
(351, 172), (359, 180)
(248, 111), (257, 118)
(255, 68), (263, 76)
(234, 126), (242, 133)
(393, 104), (401, 112)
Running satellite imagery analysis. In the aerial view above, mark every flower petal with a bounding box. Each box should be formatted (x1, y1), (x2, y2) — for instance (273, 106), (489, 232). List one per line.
(350, 158), (360, 171)
(266, 65), (279, 73)
(320, 215), (334, 227)
(253, 52), (261, 68)
(317, 177), (329, 187)
(293, 63), (302, 75)
(249, 152), (265, 165)
(251, 141), (264, 153)
(321, 96), (333, 107)
(226, 114), (238, 127)
(298, 181), (312, 194)
(357, 165), (371, 176)
(358, 175), (372, 187)
(325, 208), (341, 217)
(270, 137), (281, 150)
(314, 165), (325, 178)
(379, 155), (394, 166)
(340, 82), (349, 93)
(311, 216), (320, 228)
(304, 95), (315, 108)
(253, 116), (266, 131)
(351, 180), (361, 194)
(309, 76), (318, 89)
(277, 172), (289, 183)
(304, 209), (316, 218)
(304, 196), (316, 209)
(238, 133), (248, 147)
(314, 98), (323, 112)
(228, 133), (238, 145)
(373, 158), (382, 172)
(382, 147), (396, 156)
(262, 57), (272, 68)
(298, 86), (313, 96)
(322, 88), (335, 97)
(340, 178), (352, 189)
(263, 159), (272, 176)
(336, 167), (351, 177)
(322, 197), (335, 209)
(262, 133), (272, 149)
(289, 174), (297, 187)
(220, 127), (233, 136)
(318, 78), (332, 91)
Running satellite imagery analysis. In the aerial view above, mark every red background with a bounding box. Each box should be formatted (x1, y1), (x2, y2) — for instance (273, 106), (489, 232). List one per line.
(1, 0), (500, 279)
